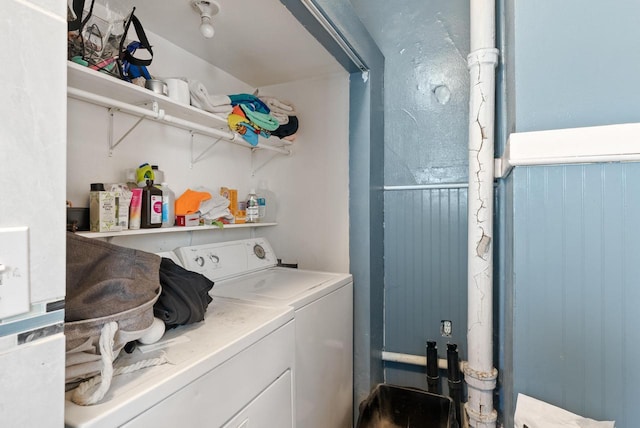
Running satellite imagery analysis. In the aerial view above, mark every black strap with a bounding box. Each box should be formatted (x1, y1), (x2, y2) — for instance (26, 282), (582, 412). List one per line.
(119, 7), (154, 67)
(68, 0), (95, 32)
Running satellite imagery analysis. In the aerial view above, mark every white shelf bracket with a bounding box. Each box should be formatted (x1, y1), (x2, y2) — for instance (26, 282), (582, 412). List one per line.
(191, 131), (222, 168)
(107, 108), (145, 156)
(251, 148), (289, 176)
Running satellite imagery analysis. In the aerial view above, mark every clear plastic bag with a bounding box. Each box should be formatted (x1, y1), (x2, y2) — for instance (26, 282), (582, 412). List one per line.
(67, 0), (128, 77)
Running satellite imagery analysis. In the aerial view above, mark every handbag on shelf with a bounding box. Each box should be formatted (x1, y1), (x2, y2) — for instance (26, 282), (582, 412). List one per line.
(65, 232), (162, 405)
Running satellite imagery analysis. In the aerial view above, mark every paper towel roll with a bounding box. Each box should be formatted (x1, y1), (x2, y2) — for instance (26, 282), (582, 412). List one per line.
(164, 78), (190, 105)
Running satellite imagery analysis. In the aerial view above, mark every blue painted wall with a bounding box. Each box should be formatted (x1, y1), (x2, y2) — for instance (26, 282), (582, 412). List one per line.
(347, 0), (640, 425)
(502, 1), (640, 426)
(351, 0), (471, 392)
(384, 187), (468, 387)
(508, 163), (640, 427)
(513, 1), (640, 132)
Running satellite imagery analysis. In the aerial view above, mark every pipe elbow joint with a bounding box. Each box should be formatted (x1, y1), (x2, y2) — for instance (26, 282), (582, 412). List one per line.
(467, 48), (499, 69)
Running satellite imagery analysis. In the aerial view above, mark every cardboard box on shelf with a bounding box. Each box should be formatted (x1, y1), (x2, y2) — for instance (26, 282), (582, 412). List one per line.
(175, 213), (200, 227)
(89, 191), (122, 232)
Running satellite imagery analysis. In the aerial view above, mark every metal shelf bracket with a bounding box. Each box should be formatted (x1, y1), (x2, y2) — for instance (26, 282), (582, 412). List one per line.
(191, 131), (223, 168)
(251, 145), (292, 176)
(107, 101), (160, 156)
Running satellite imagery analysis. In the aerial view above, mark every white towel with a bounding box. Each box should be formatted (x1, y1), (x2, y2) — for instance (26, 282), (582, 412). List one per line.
(194, 187), (229, 216)
(259, 96), (297, 125)
(188, 79), (233, 115)
(514, 394), (615, 428)
(201, 207), (233, 222)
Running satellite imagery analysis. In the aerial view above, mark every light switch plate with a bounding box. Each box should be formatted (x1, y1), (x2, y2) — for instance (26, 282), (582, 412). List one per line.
(0, 227), (30, 319)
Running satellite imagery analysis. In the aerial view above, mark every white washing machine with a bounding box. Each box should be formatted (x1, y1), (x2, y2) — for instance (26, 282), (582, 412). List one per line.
(176, 238), (354, 428)
(64, 298), (295, 428)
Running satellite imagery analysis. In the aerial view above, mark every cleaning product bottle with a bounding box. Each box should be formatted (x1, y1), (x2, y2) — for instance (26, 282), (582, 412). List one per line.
(160, 182), (175, 227)
(151, 165), (165, 187)
(124, 168), (138, 190)
(141, 180), (163, 228)
(257, 194), (266, 220)
(257, 180), (277, 223)
(246, 189), (259, 223)
(136, 163), (154, 187)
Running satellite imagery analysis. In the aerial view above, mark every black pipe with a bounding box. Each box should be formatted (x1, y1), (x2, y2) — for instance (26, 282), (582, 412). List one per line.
(447, 343), (463, 427)
(426, 341), (439, 394)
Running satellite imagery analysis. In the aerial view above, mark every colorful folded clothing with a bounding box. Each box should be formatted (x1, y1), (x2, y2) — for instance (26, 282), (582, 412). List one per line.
(239, 104), (280, 131)
(229, 93), (270, 113)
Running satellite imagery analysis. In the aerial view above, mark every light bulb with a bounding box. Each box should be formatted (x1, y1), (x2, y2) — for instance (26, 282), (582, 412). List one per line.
(200, 16), (214, 38)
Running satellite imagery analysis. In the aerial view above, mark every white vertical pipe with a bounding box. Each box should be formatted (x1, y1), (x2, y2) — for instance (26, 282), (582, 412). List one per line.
(465, 0), (499, 427)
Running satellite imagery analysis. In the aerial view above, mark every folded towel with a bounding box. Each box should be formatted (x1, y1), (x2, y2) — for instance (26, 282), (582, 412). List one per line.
(228, 105), (272, 146)
(193, 188), (229, 216)
(259, 96), (297, 125)
(270, 112), (290, 125)
(239, 104), (280, 131)
(259, 96), (296, 114)
(201, 207), (233, 222)
(228, 106), (250, 132)
(175, 189), (212, 215)
(229, 93), (270, 114)
(188, 79), (232, 114)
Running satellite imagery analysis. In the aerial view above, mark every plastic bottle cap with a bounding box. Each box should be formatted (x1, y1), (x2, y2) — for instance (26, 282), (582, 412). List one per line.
(90, 183), (105, 191)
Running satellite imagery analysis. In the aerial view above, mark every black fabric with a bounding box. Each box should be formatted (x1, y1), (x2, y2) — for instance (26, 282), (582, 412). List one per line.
(271, 116), (299, 139)
(68, 0), (95, 31)
(155, 258), (214, 328)
(118, 7), (154, 67)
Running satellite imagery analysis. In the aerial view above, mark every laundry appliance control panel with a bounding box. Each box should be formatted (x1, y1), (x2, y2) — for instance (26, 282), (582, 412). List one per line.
(175, 238), (278, 282)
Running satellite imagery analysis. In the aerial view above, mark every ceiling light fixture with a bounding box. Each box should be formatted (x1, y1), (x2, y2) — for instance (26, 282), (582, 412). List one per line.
(192, 0), (220, 39)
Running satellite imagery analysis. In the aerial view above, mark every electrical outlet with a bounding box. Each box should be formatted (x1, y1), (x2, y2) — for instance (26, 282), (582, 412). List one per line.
(441, 320), (452, 337)
(0, 227), (30, 319)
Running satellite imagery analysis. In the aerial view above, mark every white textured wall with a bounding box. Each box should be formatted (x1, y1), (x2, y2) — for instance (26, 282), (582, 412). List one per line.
(0, 0), (67, 305)
(257, 73), (351, 273)
(0, 1), (67, 426)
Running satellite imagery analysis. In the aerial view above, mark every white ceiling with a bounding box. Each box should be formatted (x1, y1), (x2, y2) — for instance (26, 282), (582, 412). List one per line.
(128, 0), (344, 87)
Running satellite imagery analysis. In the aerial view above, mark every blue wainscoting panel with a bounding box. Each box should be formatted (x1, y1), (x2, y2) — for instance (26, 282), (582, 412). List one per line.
(511, 162), (640, 427)
(384, 187), (468, 388)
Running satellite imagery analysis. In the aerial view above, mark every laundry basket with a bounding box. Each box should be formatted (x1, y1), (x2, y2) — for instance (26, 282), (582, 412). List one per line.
(356, 384), (455, 428)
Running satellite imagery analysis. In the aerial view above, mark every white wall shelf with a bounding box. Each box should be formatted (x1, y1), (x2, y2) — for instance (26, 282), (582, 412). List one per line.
(496, 122), (640, 177)
(76, 222), (277, 239)
(66, 61), (292, 157)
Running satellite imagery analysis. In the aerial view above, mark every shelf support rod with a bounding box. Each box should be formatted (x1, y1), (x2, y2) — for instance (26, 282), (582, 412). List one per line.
(68, 86), (291, 155)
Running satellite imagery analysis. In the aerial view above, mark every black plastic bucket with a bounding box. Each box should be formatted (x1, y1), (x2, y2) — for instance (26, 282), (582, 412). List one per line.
(356, 384), (455, 428)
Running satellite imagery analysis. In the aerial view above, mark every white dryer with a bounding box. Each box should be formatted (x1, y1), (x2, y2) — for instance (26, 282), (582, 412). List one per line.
(176, 238), (354, 428)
